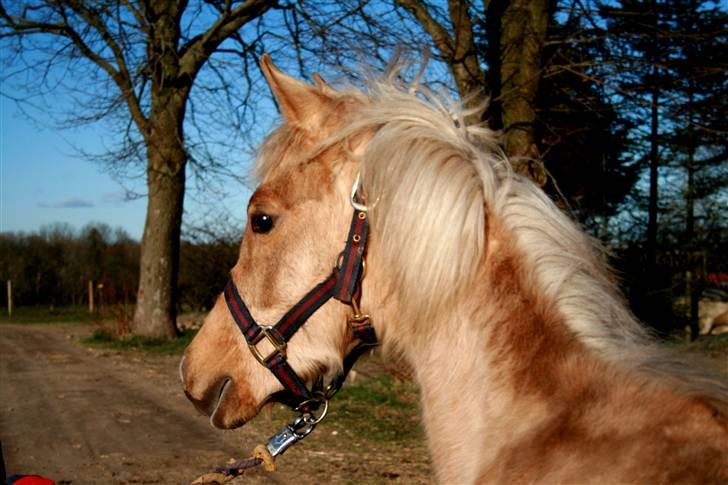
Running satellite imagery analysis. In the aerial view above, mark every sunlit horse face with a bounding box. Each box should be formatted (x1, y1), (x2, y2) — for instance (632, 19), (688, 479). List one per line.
(181, 56), (365, 429)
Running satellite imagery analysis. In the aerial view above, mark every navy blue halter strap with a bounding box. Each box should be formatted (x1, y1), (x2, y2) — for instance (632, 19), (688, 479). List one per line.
(223, 209), (377, 410)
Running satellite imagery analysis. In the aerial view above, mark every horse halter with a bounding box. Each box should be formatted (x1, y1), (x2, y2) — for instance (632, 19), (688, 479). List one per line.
(223, 182), (377, 414)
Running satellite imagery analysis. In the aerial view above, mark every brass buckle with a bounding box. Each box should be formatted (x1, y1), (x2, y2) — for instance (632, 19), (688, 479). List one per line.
(348, 293), (370, 328)
(248, 326), (287, 365)
(346, 294), (369, 327)
(348, 313), (370, 326)
(348, 311), (371, 333)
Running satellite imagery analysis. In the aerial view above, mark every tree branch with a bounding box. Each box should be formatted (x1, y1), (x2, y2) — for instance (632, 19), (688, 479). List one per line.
(0, 1), (149, 135)
(395, 0), (454, 58)
(64, 1), (149, 135)
(395, 0), (486, 123)
(178, 0), (274, 80)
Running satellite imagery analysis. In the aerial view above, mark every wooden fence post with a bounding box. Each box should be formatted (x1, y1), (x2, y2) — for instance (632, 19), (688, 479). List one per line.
(97, 283), (104, 315)
(88, 280), (94, 314)
(7, 280), (11, 319)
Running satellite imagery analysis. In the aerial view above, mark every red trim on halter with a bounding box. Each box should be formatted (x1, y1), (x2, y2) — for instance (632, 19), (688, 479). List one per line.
(225, 280), (259, 341)
(334, 211), (368, 302)
(276, 274), (337, 339)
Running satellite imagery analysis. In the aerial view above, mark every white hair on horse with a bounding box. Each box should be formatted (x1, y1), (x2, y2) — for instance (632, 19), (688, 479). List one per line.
(256, 66), (726, 400)
(184, 56), (727, 484)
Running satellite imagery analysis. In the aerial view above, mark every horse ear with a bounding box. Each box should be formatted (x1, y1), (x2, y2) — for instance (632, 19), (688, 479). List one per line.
(260, 54), (332, 130)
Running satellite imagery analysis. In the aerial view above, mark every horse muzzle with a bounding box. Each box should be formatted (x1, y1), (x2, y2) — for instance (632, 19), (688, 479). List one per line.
(180, 355), (255, 429)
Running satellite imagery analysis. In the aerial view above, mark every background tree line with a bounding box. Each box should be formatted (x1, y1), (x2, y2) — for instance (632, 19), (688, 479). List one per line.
(1, 0), (725, 338)
(0, 222), (237, 315)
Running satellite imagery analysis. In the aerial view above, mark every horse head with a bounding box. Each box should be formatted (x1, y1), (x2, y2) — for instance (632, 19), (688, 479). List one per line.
(180, 56), (377, 429)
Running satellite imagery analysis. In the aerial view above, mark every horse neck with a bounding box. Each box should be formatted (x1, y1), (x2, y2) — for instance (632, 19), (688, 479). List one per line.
(398, 222), (602, 484)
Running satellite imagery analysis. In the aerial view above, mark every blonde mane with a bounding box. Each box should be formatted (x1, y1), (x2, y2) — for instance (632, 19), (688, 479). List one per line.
(255, 72), (727, 399)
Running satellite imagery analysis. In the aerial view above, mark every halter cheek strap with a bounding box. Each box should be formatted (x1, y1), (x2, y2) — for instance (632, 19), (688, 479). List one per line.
(223, 208), (377, 411)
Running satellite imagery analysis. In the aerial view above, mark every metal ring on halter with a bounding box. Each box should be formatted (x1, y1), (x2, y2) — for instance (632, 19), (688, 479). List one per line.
(288, 415), (317, 439)
(335, 251), (366, 277)
(350, 173), (368, 212)
(295, 395), (329, 425)
(335, 251), (345, 270)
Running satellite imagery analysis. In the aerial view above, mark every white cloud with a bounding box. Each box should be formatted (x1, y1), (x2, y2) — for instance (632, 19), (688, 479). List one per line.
(38, 197), (95, 208)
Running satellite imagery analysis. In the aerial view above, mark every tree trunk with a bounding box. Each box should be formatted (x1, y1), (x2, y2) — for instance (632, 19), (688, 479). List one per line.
(130, 1), (189, 339)
(686, 152), (697, 339)
(600, 154), (610, 241)
(497, 0), (549, 185)
(685, 90), (699, 341)
(132, 94), (187, 339)
(445, 0), (487, 125)
(132, 164), (185, 338)
(685, 1), (700, 341)
(646, 78), (659, 272)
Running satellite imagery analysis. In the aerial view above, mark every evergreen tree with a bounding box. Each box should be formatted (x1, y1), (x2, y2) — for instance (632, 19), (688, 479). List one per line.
(601, 0), (727, 335)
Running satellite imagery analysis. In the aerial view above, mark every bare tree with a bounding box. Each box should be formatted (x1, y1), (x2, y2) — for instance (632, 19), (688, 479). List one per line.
(419, 1), (549, 181)
(490, 0), (549, 184)
(388, 1), (548, 183)
(1, 0), (274, 338)
(290, 0), (550, 183)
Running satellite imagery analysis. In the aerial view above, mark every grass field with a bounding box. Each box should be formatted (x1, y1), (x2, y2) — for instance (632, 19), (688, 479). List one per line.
(81, 327), (197, 354)
(5, 306), (727, 358)
(0, 305), (93, 324)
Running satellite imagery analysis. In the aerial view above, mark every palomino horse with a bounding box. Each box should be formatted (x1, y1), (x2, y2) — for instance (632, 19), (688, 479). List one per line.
(181, 55), (728, 483)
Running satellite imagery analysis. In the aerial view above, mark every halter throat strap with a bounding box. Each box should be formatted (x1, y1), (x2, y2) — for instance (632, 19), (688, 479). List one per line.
(223, 208), (376, 409)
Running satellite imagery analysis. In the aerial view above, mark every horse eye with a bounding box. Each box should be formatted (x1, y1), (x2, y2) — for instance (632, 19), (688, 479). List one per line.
(250, 214), (274, 234)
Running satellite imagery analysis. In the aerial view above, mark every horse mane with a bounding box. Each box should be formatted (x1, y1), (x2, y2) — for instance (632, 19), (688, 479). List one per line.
(254, 69), (728, 402)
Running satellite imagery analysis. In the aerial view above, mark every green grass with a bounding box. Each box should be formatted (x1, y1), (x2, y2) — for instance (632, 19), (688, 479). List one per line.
(686, 333), (728, 353)
(661, 332), (728, 353)
(0, 306), (91, 324)
(332, 374), (423, 442)
(81, 328), (197, 354)
(267, 374), (424, 444)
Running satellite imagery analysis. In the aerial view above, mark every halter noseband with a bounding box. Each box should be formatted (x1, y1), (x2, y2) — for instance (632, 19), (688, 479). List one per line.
(223, 202), (377, 412)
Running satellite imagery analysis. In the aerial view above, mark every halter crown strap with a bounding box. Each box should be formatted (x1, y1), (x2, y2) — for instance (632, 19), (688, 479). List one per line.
(334, 210), (368, 302)
(223, 209), (375, 409)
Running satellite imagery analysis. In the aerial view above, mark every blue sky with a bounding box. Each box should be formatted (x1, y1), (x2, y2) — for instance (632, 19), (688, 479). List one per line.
(0, 3), (276, 242)
(0, 94), (252, 241)
(1, 97), (144, 238)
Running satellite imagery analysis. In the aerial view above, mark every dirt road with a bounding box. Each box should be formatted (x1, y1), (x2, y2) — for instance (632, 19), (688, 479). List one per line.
(0, 323), (431, 485)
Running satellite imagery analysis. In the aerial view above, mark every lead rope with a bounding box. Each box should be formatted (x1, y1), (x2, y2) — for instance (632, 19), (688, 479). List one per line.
(190, 410), (320, 484)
